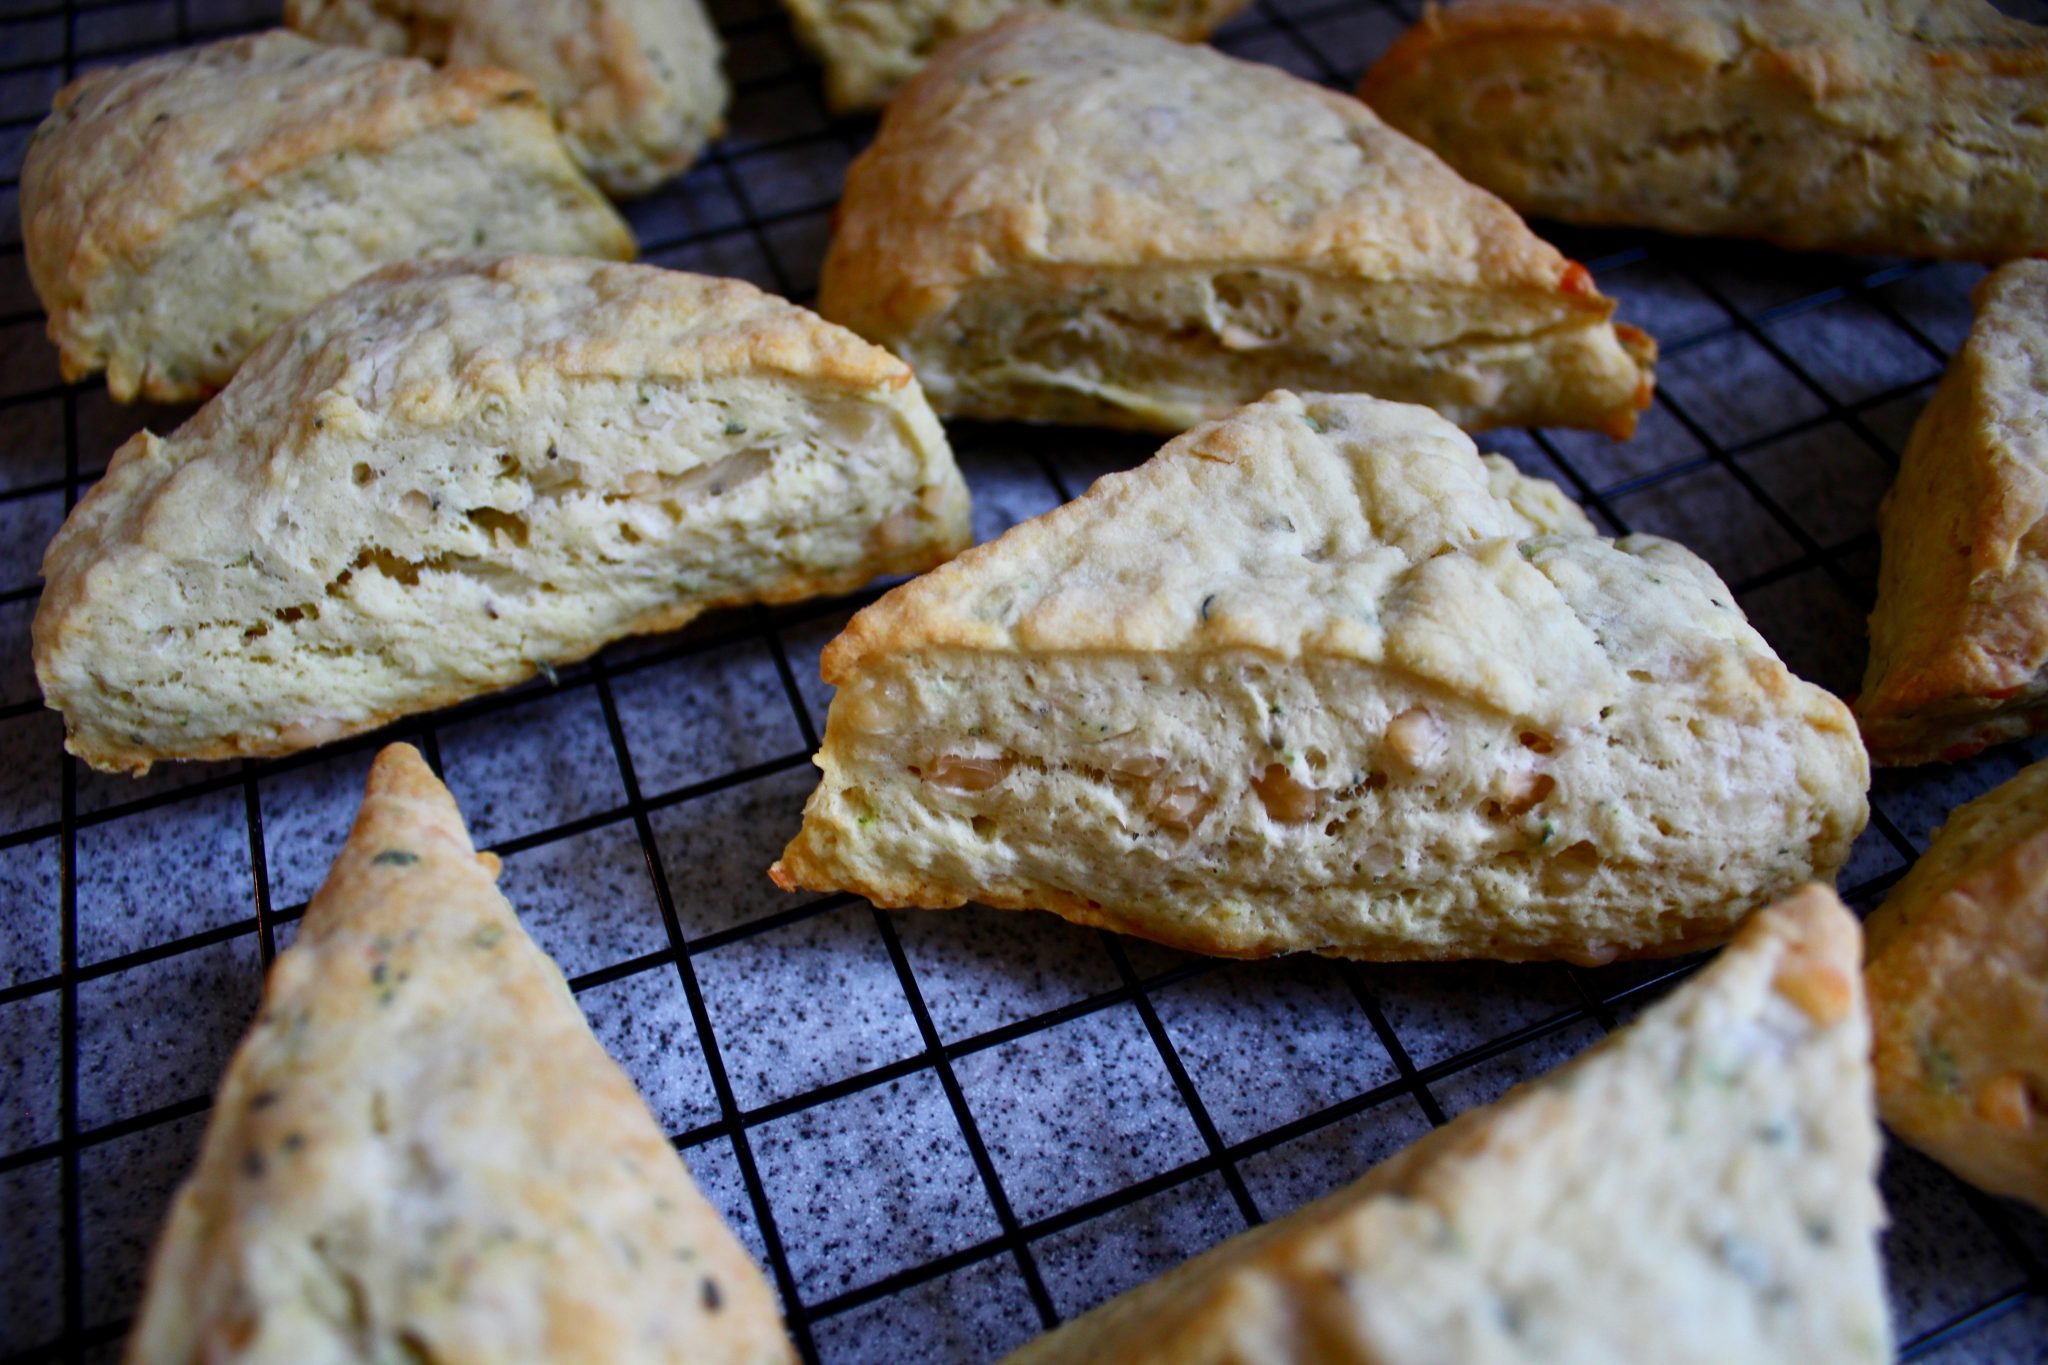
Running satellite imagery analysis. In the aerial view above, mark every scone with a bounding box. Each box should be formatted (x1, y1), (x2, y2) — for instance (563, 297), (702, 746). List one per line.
(286, 0), (726, 196)
(781, 0), (1249, 112)
(770, 391), (1870, 963)
(124, 744), (796, 1365)
(1857, 262), (2048, 766)
(1866, 757), (2048, 1213)
(1359, 0), (2048, 261)
(34, 255), (970, 776)
(1004, 887), (1891, 1365)
(21, 31), (634, 404)
(817, 13), (1656, 439)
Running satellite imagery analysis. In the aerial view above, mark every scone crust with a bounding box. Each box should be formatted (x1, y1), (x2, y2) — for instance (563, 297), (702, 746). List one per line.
(1857, 261), (2048, 766)
(1867, 757), (2048, 1213)
(1360, 0), (2048, 260)
(34, 255), (969, 775)
(124, 744), (795, 1364)
(285, 0), (728, 195)
(22, 31), (634, 403)
(818, 12), (1653, 436)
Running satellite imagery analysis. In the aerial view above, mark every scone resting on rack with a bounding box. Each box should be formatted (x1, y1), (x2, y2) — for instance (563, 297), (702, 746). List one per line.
(771, 390), (1870, 964)
(818, 13), (1656, 439)
(1002, 887), (1892, 1365)
(1359, 0), (2048, 261)
(1856, 261), (2048, 766)
(34, 255), (970, 776)
(779, 0), (1248, 112)
(124, 744), (796, 1365)
(20, 31), (633, 404)
(1867, 756), (2048, 1215)
(286, 0), (726, 196)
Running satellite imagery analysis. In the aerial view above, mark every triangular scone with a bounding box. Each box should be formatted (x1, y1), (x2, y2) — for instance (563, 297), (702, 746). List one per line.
(1867, 757), (2048, 1213)
(816, 13), (1656, 438)
(1360, 0), (2048, 261)
(771, 391), (1869, 963)
(1002, 887), (1892, 1365)
(1858, 262), (2048, 766)
(125, 745), (795, 1365)
(34, 255), (971, 775)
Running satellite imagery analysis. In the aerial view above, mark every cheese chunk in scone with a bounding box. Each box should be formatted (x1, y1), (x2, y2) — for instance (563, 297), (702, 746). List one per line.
(771, 391), (1869, 963)
(21, 31), (634, 404)
(124, 744), (796, 1365)
(1857, 261), (2048, 766)
(1868, 756), (2048, 1214)
(287, 0), (727, 197)
(1360, 0), (2048, 261)
(1001, 887), (1892, 1365)
(818, 13), (1656, 439)
(34, 255), (971, 776)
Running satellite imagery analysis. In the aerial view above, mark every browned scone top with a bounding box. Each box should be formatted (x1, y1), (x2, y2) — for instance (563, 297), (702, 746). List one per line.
(1857, 261), (2048, 766)
(123, 744), (796, 1364)
(1360, 0), (2048, 260)
(819, 12), (1654, 438)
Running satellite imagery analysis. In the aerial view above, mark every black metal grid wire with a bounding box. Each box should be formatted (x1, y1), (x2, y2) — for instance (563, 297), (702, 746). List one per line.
(3, 0), (2048, 1360)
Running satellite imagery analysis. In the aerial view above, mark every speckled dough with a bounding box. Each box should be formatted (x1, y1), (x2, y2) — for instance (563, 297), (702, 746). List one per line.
(286, 0), (727, 196)
(34, 255), (971, 775)
(771, 391), (1870, 963)
(1858, 262), (2048, 766)
(780, 0), (1249, 112)
(1359, 0), (2048, 261)
(1002, 887), (1892, 1365)
(123, 744), (797, 1365)
(21, 31), (634, 404)
(818, 14), (1656, 438)
(1867, 757), (2048, 1214)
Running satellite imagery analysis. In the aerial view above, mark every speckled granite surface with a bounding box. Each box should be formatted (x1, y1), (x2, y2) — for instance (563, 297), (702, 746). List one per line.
(2, 0), (2048, 1361)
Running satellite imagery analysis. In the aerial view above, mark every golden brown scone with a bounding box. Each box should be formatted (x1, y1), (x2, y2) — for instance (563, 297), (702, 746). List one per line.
(818, 13), (1656, 438)
(780, 0), (1250, 112)
(1003, 887), (1891, 1365)
(1856, 261), (2048, 767)
(1359, 0), (2048, 261)
(286, 0), (726, 196)
(1867, 757), (2048, 1214)
(124, 744), (795, 1365)
(21, 30), (633, 404)
(771, 391), (1871, 964)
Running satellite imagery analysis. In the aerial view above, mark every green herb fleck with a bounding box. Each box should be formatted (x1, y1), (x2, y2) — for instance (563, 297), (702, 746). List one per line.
(473, 227), (487, 247)
(1918, 1034), (1962, 1094)
(281, 1132), (307, 1153)
(373, 850), (418, 866)
(473, 924), (505, 949)
(724, 419), (748, 435)
(1301, 414), (1325, 433)
(536, 660), (561, 687)
(1199, 593), (1217, 622)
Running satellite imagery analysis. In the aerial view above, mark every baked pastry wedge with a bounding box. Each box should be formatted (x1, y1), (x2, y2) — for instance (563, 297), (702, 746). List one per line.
(1359, 0), (2048, 261)
(1003, 886), (1891, 1365)
(817, 13), (1656, 438)
(770, 391), (1870, 963)
(1867, 756), (2048, 1214)
(124, 744), (796, 1365)
(1858, 261), (2048, 766)
(286, 0), (726, 196)
(780, 0), (1249, 112)
(34, 255), (970, 775)
(21, 31), (633, 404)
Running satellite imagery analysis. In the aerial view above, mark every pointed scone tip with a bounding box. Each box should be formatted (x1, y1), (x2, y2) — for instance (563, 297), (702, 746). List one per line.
(1000, 885), (1890, 1365)
(818, 12), (1654, 437)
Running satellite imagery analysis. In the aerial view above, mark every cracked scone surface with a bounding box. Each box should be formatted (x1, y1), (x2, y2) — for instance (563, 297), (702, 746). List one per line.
(1001, 887), (1891, 1365)
(1360, 0), (2048, 261)
(286, 0), (726, 196)
(818, 13), (1655, 438)
(124, 744), (796, 1365)
(21, 30), (633, 404)
(779, 0), (1249, 112)
(34, 255), (970, 775)
(1858, 261), (2048, 766)
(772, 391), (1869, 963)
(1867, 756), (2048, 1214)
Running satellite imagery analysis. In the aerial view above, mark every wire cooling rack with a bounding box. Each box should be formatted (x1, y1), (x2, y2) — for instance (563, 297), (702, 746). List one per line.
(4, 0), (2048, 1360)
